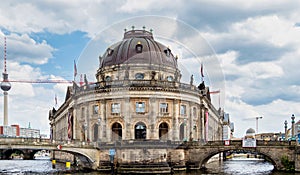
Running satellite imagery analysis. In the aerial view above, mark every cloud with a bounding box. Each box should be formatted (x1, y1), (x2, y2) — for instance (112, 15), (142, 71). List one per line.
(0, 61), (69, 135)
(0, 32), (55, 65)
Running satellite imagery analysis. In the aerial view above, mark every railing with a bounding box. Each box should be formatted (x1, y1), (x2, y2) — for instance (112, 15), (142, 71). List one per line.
(78, 80), (196, 92)
(0, 137), (50, 144)
(1, 138), (295, 149)
(97, 140), (185, 148)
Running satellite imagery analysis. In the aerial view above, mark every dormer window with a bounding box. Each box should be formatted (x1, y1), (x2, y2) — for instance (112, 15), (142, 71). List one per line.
(164, 48), (171, 57)
(107, 48), (114, 56)
(166, 76), (173, 81)
(136, 41), (143, 53)
(135, 73), (144, 80)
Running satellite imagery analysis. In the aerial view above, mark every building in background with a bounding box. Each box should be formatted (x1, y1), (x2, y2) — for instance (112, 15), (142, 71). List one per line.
(0, 125), (40, 138)
(222, 113), (234, 140)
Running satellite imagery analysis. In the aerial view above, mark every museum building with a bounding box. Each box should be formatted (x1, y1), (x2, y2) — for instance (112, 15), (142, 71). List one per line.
(49, 28), (224, 145)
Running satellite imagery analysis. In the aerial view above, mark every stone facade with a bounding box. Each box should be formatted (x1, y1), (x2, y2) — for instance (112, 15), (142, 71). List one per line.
(48, 29), (224, 167)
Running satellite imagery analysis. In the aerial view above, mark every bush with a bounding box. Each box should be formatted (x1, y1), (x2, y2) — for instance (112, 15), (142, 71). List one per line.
(281, 155), (295, 172)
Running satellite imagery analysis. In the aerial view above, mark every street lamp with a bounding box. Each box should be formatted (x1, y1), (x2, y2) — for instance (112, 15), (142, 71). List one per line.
(284, 120), (288, 140)
(291, 114), (295, 140)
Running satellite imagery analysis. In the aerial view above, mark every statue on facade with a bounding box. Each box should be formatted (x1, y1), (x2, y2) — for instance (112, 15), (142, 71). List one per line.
(190, 75), (194, 85)
(124, 67), (129, 80)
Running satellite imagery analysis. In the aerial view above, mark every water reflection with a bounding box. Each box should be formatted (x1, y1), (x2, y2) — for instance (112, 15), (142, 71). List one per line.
(1, 158), (300, 175)
(205, 158), (274, 175)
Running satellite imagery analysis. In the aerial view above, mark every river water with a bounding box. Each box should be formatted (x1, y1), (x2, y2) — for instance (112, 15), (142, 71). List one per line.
(0, 157), (300, 175)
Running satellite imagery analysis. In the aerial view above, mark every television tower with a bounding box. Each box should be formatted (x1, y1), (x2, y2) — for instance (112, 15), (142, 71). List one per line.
(1, 37), (11, 126)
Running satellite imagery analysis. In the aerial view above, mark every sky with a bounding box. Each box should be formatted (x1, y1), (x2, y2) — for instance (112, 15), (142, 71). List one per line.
(0, 0), (300, 138)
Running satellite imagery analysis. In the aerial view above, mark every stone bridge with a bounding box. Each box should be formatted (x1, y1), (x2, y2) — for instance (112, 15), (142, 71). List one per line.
(0, 138), (101, 169)
(185, 140), (300, 171)
(1, 138), (300, 172)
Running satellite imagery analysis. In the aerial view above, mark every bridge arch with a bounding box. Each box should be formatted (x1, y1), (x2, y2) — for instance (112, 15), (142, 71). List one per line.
(1, 149), (48, 160)
(55, 147), (100, 168)
(199, 148), (278, 170)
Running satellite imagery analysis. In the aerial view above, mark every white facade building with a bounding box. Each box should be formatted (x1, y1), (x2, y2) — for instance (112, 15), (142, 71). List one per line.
(49, 29), (226, 143)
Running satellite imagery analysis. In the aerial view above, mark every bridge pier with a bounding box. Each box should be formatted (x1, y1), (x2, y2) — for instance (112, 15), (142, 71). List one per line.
(22, 150), (35, 160)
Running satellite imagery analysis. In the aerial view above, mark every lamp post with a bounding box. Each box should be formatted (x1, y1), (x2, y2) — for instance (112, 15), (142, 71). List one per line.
(291, 114), (295, 140)
(284, 120), (288, 140)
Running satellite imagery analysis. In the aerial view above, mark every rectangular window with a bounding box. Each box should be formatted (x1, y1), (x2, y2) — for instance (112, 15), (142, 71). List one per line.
(93, 105), (99, 114)
(180, 105), (186, 115)
(193, 107), (197, 117)
(111, 103), (120, 114)
(160, 103), (168, 113)
(136, 102), (145, 113)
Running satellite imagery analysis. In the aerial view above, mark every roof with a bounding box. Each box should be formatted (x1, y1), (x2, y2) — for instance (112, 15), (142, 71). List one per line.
(99, 29), (178, 69)
(246, 128), (255, 135)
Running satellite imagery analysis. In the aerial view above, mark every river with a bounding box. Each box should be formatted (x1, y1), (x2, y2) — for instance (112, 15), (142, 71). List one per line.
(0, 157), (300, 175)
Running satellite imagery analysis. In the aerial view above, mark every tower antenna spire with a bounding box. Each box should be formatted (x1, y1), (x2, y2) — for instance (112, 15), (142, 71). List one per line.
(4, 36), (7, 74)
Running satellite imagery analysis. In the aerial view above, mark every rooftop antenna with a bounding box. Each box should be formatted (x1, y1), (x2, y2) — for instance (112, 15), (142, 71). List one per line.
(1, 36), (12, 126)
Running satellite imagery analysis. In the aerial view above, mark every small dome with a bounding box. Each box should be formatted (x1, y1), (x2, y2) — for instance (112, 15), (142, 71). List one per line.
(246, 128), (255, 135)
(99, 29), (178, 70)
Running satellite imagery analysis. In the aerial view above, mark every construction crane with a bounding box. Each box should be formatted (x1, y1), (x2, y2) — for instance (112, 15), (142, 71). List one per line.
(244, 116), (263, 133)
(6, 79), (73, 84)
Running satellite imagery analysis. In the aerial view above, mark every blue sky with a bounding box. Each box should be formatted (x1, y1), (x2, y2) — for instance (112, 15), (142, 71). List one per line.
(0, 0), (300, 137)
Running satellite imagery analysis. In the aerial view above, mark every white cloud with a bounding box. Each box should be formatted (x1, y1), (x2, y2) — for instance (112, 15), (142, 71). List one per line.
(118, 0), (182, 13)
(1, 33), (55, 65)
(231, 15), (300, 47)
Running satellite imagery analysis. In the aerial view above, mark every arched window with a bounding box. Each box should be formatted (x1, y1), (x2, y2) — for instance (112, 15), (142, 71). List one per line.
(135, 122), (146, 140)
(107, 48), (114, 56)
(179, 123), (185, 141)
(159, 122), (169, 140)
(112, 122), (122, 141)
(135, 73), (144, 80)
(93, 124), (99, 142)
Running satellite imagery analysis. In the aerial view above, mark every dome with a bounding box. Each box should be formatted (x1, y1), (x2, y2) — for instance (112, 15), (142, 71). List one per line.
(1, 73), (11, 91)
(99, 29), (178, 70)
(246, 128), (255, 135)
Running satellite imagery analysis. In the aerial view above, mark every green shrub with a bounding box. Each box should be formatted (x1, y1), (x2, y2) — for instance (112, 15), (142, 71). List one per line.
(281, 155), (295, 172)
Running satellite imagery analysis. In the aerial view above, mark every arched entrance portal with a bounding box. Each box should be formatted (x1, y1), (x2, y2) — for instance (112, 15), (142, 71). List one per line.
(159, 122), (169, 140)
(112, 122), (122, 141)
(135, 122), (146, 139)
(179, 123), (185, 141)
(93, 124), (99, 142)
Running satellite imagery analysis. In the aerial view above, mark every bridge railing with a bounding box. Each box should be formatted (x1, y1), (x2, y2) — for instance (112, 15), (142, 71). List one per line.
(0, 137), (51, 144)
(204, 140), (297, 147)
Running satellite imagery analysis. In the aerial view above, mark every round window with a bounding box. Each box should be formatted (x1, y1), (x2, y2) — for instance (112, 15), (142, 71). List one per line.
(105, 76), (111, 81)
(135, 73), (144, 80)
(167, 76), (173, 81)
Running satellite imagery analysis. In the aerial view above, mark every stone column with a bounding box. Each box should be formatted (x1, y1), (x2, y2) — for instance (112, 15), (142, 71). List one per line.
(100, 100), (106, 141)
(124, 97), (131, 139)
(149, 97), (155, 139)
(173, 100), (179, 140)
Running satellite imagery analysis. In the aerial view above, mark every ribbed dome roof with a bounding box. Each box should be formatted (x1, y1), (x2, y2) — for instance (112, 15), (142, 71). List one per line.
(246, 128), (256, 135)
(99, 29), (178, 69)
